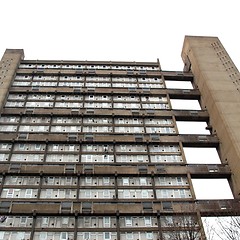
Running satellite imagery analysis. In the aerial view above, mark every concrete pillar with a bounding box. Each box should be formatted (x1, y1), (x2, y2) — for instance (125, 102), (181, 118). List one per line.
(182, 36), (240, 198)
(0, 49), (24, 110)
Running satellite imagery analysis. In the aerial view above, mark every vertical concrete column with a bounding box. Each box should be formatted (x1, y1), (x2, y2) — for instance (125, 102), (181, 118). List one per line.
(0, 49), (24, 110)
(182, 36), (240, 198)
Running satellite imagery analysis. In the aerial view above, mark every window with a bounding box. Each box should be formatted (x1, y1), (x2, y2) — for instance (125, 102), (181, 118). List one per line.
(66, 177), (72, 185)
(16, 232), (25, 239)
(7, 189), (14, 198)
(20, 217), (27, 226)
(126, 233), (133, 240)
(46, 189), (53, 198)
(39, 232), (47, 240)
(69, 145), (75, 151)
(19, 144), (25, 150)
(146, 232), (153, 240)
(103, 217), (110, 227)
(53, 145), (59, 151)
(85, 177), (92, 185)
(103, 177), (110, 185)
(103, 190), (110, 198)
(125, 217), (132, 226)
(25, 189), (32, 198)
(85, 190), (91, 198)
(46, 177), (54, 185)
(0, 232), (4, 240)
(84, 232), (90, 240)
(60, 232), (68, 240)
(123, 178), (129, 186)
(142, 190), (148, 198)
(42, 217), (49, 227)
(104, 232), (110, 240)
(140, 178), (147, 186)
(144, 217), (152, 226)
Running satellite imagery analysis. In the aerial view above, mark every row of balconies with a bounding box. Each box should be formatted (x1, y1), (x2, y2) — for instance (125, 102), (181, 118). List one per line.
(0, 230), (192, 240)
(0, 125), (176, 134)
(19, 63), (159, 71)
(7, 93), (168, 102)
(0, 176), (188, 187)
(0, 116), (172, 125)
(0, 154), (183, 164)
(5, 102), (170, 110)
(0, 143), (180, 152)
(15, 75), (162, 82)
(0, 188), (192, 200)
(0, 215), (196, 228)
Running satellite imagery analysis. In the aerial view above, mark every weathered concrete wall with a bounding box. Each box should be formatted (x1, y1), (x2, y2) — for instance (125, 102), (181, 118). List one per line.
(0, 49), (24, 111)
(182, 36), (240, 198)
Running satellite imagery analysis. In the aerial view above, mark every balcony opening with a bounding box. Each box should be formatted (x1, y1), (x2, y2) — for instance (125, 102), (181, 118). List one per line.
(184, 147), (221, 164)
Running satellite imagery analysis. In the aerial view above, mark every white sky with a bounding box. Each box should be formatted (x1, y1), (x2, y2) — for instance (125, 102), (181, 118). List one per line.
(0, 0), (240, 71)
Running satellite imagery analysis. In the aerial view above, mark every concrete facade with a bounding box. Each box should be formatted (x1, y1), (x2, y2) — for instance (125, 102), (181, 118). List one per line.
(0, 38), (239, 239)
(182, 36), (240, 198)
(0, 49), (24, 110)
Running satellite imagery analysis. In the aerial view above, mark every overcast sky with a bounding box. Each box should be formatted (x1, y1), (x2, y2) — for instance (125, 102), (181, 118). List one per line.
(0, 0), (240, 71)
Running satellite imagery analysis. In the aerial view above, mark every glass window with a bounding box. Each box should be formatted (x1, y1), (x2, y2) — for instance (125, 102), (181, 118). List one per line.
(144, 217), (152, 226)
(146, 232), (153, 240)
(60, 232), (68, 240)
(123, 178), (129, 186)
(142, 190), (148, 198)
(104, 232), (110, 240)
(25, 189), (32, 198)
(42, 217), (49, 227)
(140, 178), (147, 186)
(125, 217), (132, 226)
(103, 190), (110, 198)
(39, 232), (47, 240)
(126, 233), (133, 240)
(85, 177), (92, 184)
(103, 217), (110, 227)
(84, 232), (90, 240)
(103, 177), (110, 185)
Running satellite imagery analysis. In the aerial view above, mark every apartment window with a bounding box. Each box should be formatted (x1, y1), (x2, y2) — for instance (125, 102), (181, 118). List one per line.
(42, 217), (49, 227)
(125, 217), (132, 226)
(140, 178), (147, 186)
(146, 232), (153, 240)
(84, 232), (90, 240)
(103, 177), (110, 185)
(177, 177), (183, 185)
(35, 144), (41, 150)
(103, 217), (110, 227)
(19, 217), (27, 226)
(85, 190), (91, 198)
(103, 190), (110, 198)
(7, 189), (14, 198)
(141, 190), (149, 198)
(39, 232), (47, 240)
(25, 189), (33, 198)
(123, 178), (129, 186)
(123, 190), (131, 198)
(53, 144), (59, 151)
(126, 233), (133, 240)
(0, 143), (10, 150)
(60, 232), (68, 240)
(46, 189), (53, 198)
(144, 217), (152, 226)
(85, 177), (92, 185)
